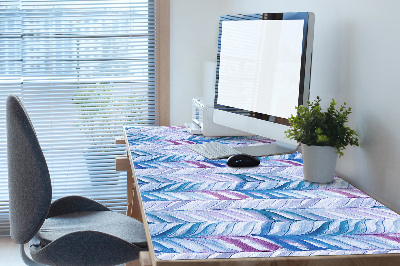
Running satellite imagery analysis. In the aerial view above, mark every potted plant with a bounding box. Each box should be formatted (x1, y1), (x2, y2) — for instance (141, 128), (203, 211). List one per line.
(285, 96), (359, 183)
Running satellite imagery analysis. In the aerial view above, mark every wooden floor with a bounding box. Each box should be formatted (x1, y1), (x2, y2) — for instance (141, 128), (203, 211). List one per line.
(0, 237), (26, 266)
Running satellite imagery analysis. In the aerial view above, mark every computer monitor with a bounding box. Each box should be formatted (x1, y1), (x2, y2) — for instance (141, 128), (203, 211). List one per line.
(213, 12), (315, 156)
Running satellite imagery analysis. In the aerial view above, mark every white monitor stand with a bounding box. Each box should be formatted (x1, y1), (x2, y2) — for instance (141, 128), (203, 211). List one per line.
(213, 108), (298, 157)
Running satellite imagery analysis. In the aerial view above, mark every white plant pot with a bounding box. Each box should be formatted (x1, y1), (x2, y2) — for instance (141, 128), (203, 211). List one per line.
(301, 144), (338, 183)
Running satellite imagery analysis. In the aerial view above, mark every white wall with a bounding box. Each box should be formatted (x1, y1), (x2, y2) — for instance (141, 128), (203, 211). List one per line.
(170, 0), (400, 212)
(170, 0), (228, 125)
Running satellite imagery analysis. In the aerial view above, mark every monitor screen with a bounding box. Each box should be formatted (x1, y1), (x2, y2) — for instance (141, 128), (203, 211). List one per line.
(217, 19), (304, 119)
(213, 13), (314, 156)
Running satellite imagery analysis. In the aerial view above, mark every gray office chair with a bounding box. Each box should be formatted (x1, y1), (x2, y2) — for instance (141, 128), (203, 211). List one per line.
(6, 94), (147, 265)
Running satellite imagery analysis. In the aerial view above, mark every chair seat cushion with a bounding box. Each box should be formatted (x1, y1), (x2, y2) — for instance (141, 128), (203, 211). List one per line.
(37, 211), (147, 248)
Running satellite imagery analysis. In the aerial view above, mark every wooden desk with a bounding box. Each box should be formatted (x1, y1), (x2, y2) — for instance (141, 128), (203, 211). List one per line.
(117, 126), (400, 266)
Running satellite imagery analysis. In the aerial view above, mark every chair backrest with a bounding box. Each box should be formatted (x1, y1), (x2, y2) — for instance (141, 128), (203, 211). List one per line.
(6, 94), (52, 244)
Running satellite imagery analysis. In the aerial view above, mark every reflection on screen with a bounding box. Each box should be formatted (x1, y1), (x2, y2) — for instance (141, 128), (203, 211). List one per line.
(217, 20), (304, 119)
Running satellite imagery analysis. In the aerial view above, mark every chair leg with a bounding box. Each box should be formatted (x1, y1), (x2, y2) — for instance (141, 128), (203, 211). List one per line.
(20, 244), (46, 266)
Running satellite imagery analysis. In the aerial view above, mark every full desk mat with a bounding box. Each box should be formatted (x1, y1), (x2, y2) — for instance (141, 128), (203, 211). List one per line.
(125, 126), (400, 260)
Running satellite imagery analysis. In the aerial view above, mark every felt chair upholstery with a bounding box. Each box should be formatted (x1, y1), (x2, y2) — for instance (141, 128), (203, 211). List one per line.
(37, 211), (147, 247)
(6, 94), (147, 265)
(30, 231), (145, 266)
(47, 195), (111, 218)
(7, 95), (52, 244)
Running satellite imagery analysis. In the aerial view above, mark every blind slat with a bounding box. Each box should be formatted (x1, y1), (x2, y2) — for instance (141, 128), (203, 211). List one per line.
(0, 0), (159, 236)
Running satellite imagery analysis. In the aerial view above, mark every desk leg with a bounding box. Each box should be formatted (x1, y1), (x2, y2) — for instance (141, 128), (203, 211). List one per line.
(126, 168), (134, 217)
(124, 259), (140, 266)
(117, 138), (149, 266)
(115, 154), (143, 222)
(139, 252), (152, 266)
(127, 169), (143, 223)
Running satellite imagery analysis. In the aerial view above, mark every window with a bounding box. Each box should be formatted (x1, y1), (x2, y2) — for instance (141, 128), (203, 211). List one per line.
(0, 0), (169, 236)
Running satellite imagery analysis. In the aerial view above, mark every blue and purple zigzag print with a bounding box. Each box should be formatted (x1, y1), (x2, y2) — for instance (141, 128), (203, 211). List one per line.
(125, 126), (400, 260)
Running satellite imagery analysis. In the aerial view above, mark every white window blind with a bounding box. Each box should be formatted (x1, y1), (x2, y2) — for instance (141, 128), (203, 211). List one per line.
(0, 0), (159, 236)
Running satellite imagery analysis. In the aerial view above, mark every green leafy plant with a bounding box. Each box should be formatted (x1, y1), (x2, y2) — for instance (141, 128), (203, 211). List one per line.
(285, 96), (359, 157)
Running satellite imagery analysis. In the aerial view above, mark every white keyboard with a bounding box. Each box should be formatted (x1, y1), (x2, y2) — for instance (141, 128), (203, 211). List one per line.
(188, 142), (242, 160)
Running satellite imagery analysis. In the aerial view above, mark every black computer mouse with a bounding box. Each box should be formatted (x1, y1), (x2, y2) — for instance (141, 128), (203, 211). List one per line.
(227, 154), (260, 167)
